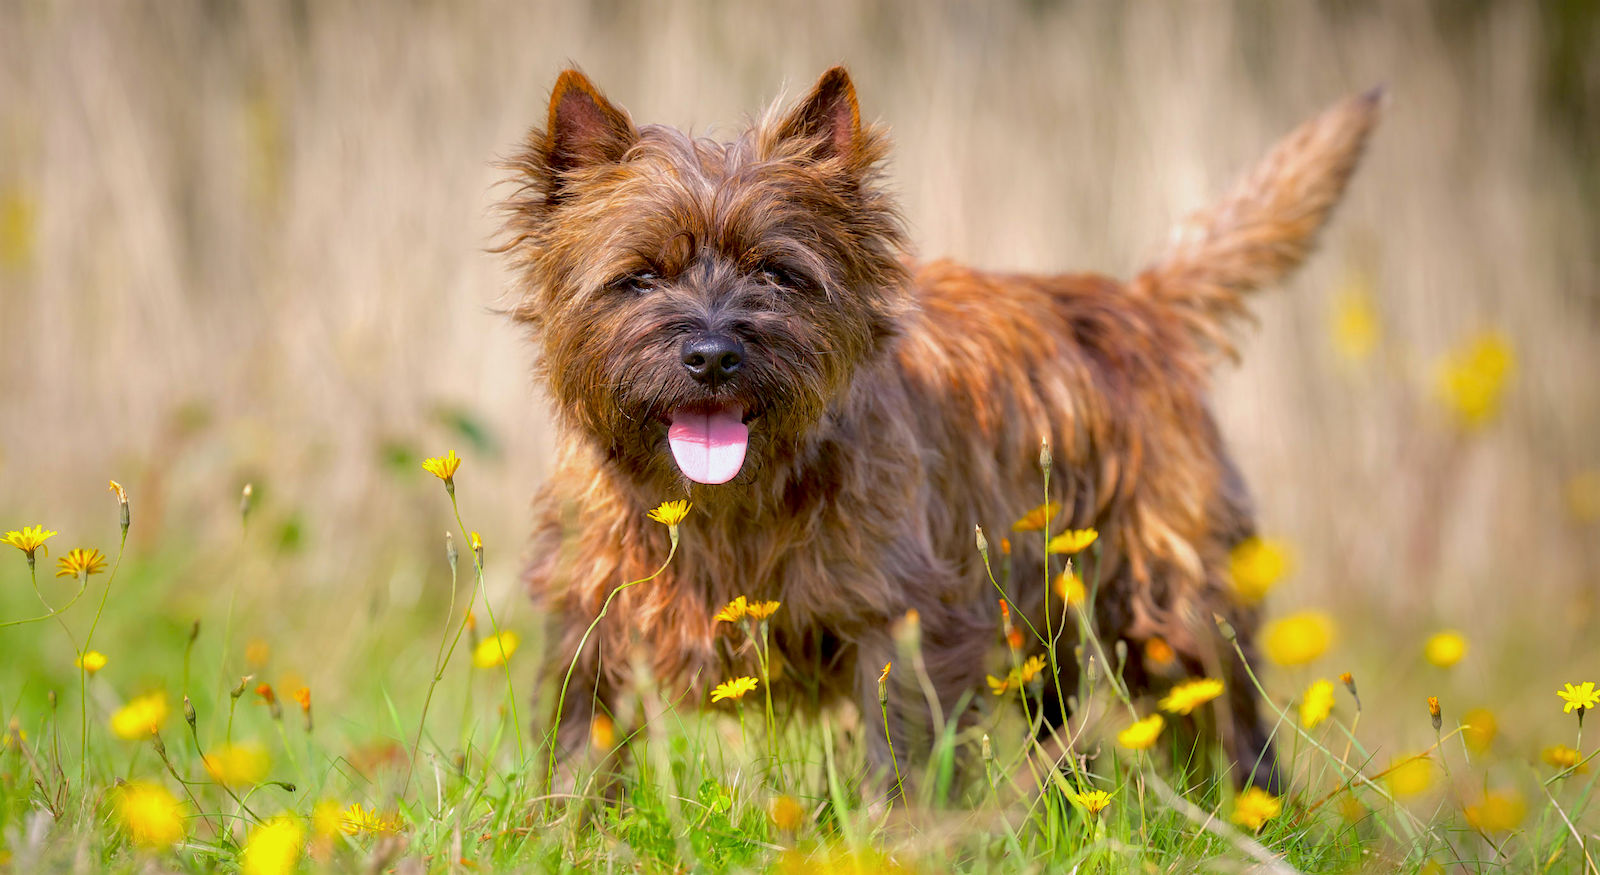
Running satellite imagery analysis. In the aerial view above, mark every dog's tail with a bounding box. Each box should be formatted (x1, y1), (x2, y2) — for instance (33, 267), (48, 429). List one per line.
(1131, 88), (1384, 360)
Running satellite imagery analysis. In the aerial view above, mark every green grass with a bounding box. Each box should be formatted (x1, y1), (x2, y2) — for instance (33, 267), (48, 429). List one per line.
(2, 468), (1596, 874)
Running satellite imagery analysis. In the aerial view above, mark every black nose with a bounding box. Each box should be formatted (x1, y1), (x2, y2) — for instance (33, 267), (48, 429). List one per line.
(681, 334), (744, 385)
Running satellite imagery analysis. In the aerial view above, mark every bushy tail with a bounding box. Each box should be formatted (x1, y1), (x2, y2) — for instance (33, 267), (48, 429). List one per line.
(1132, 88), (1385, 360)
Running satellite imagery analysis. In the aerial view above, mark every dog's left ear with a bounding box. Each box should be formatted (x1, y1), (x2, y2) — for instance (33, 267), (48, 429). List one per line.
(541, 69), (637, 184)
(774, 67), (863, 164)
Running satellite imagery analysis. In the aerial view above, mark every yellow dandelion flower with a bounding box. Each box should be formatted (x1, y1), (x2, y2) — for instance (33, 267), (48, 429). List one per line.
(1558, 682), (1600, 714)
(420, 450), (461, 482)
(1228, 537), (1292, 603)
(111, 692), (169, 739)
(2, 525), (56, 561)
(1464, 789), (1526, 833)
(241, 814), (305, 875)
(1262, 611), (1336, 666)
(878, 663), (892, 685)
(1069, 788), (1112, 816)
(1462, 707), (1497, 753)
(77, 650), (108, 674)
(1053, 570), (1086, 606)
(1385, 754), (1434, 798)
(746, 599), (781, 621)
(1230, 787), (1282, 832)
(1435, 331), (1515, 429)
(711, 676), (759, 703)
(1330, 275), (1381, 362)
(340, 803), (401, 836)
(647, 500), (691, 526)
(1017, 654), (1048, 685)
(117, 781), (185, 848)
(1424, 630), (1467, 668)
(1117, 714), (1164, 751)
(312, 800), (343, 838)
(1045, 528), (1098, 555)
(769, 795), (807, 832)
(1542, 744), (1586, 773)
(472, 631), (519, 669)
(54, 548), (107, 579)
(986, 674), (1010, 696)
(1012, 501), (1060, 532)
(1299, 679), (1335, 729)
(1427, 695), (1442, 732)
(1159, 678), (1225, 715)
(1144, 637), (1175, 667)
(714, 596), (749, 624)
(590, 714), (615, 751)
(203, 742), (271, 786)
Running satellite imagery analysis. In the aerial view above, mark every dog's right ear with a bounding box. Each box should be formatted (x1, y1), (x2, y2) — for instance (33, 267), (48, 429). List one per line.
(540, 69), (636, 182)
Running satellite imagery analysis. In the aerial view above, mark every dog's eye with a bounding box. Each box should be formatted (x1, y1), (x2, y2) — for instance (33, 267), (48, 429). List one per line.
(757, 264), (802, 289)
(611, 271), (659, 295)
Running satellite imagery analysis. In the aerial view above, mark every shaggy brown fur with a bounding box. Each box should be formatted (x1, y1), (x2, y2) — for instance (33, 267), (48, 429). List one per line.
(499, 67), (1380, 793)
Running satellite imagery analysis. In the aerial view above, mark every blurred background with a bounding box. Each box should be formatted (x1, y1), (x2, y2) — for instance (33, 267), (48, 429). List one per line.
(0, 1), (1596, 767)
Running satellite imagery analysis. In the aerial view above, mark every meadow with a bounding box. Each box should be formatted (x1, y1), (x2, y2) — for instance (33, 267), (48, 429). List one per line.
(2, 1), (1597, 872)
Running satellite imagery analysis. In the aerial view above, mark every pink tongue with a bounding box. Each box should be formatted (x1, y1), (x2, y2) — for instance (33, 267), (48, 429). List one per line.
(667, 407), (749, 484)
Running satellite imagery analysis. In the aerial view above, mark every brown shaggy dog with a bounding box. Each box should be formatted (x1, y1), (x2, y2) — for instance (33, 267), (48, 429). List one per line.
(499, 67), (1379, 793)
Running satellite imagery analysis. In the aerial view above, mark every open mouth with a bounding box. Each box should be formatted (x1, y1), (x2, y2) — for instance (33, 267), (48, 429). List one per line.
(666, 403), (749, 485)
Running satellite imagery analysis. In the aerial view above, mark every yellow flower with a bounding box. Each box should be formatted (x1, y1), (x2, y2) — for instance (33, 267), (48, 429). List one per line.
(1464, 789), (1526, 833)
(1228, 537), (1292, 603)
(77, 650), (108, 674)
(711, 676), (759, 703)
(420, 450), (461, 482)
(118, 781), (185, 848)
(203, 742), (271, 786)
(1017, 654), (1048, 685)
(2, 525), (56, 561)
(590, 714), (615, 751)
(1299, 679), (1335, 729)
(111, 692), (169, 739)
(714, 596), (748, 624)
(1558, 682), (1600, 714)
(1330, 275), (1381, 362)
(1144, 637), (1175, 667)
(55, 548), (107, 579)
(1045, 528), (1098, 555)
(769, 795), (807, 832)
(1230, 787), (1282, 832)
(312, 800), (343, 838)
(1423, 630), (1467, 668)
(1261, 611), (1336, 666)
(242, 815), (305, 875)
(1158, 678), (1225, 715)
(986, 674), (1010, 696)
(340, 803), (401, 836)
(472, 631), (519, 669)
(1542, 745), (1586, 773)
(1385, 754), (1434, 798)
(1012, 501), (1061, 532)
(1117, 714), (1164, 750)
(647, 500), (691, 526)
(1053, 570), (1086, 606)
(746, 599), (781, 621)
(1462, 708), (1497, 753)
(1069, 788), (1113, 816)
(1435, 331), (1515, 429)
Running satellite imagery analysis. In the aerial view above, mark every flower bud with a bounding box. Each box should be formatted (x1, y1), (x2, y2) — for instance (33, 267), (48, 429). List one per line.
(183, 696), (196, 729)
(975, 525), (988, 559)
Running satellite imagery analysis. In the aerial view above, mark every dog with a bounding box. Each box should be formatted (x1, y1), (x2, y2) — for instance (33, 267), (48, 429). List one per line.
(499, 66), (1379, 793)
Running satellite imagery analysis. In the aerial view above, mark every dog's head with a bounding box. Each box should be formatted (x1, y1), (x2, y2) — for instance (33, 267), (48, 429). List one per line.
(501, 68), (908, 494)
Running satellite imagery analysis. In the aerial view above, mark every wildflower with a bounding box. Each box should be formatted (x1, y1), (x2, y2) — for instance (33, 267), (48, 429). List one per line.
(647, 500), (690, 527)
(293, 687), (312, 731)
(714, 596), (749, 624)
(1053, 569), (1086, 606)
(1069, 788), (1113, 816)
(894, 609), (921, 649)
(1228, 537), (1292, 603)
(1017, 654), (1048, 685)
(1117, 714), (1164, 750)
(1261, 611), (1336, 666)
(1330, 276), (1381, 362)
(975, 525), (988, 556)
(77, 650), (108, 675)
(711, 676), (759, 703)
(2, 525), (55, 565)
(1144, 637), (1175, 667)
(1012, 501), (1060, 532)
(746, 599), (781, 621)
(469, 531), (484, 564)
(117, 781), (184, 848)
(109, 480), (131, 535)
(312, 800), (343, 839)
(472, 631), (519, 669)
(256, 684), (282, 721)
(242, 815), (305, 875)
(1464, 789), (1526, 833)
(1230, 787), (1282, 832)
(1462, 708), (1497, 752)
(1006, 627), (1023, 652)
(877, 663), (891, 705)
(1159, 678), (1224, 715)
(1000, 537), (1011, 555)
(986, 674), (1010, 696)
(1427, 696), (1442, 732)
(1340, 671), (1360, 708)
(340, 803), (400, 836)
(1542, 744), (1586, 773)
(110, 692), (169, 739)
(421, 450), (461, 485)
(769, 795), (807, 832)
(1435, 331), (1515, 429)
(1557, 682), (1600, 715)
(1424, 631), (1467, 668)
(590, 714), (615, 751)
(203, 742), (270, 786)
(55, 548), (107, 579)
(1300, 679), (1335, 729)
(1046, 528), (1098, 555)
(1386, 754), (1434, 798)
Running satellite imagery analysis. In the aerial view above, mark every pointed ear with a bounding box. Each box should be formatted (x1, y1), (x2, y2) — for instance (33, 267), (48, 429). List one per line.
(774, 66), (862, 163)
(543, 69), (636, 178)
